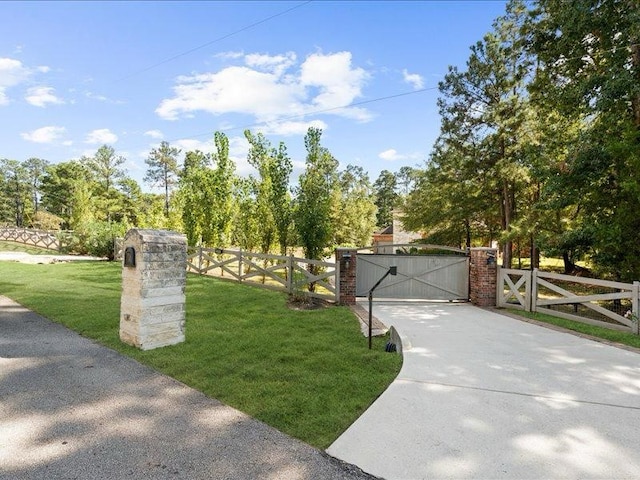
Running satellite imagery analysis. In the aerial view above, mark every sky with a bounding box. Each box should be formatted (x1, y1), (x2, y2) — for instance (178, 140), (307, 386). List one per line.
(1, 0), (508, 191)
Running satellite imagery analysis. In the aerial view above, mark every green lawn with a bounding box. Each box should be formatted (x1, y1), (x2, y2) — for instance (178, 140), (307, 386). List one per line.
(0, 261), (401, 448)
(503, 309), (640, 349)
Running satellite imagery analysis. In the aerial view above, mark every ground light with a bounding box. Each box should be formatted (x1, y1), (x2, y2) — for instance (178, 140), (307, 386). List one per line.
(368, 265), (397, 349)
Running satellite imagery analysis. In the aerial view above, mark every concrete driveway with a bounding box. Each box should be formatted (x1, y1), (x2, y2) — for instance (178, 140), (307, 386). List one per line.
(328, 302), (640, 480)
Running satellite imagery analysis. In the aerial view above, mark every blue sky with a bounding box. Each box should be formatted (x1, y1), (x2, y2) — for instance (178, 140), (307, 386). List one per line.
(1, 1), (507, 190)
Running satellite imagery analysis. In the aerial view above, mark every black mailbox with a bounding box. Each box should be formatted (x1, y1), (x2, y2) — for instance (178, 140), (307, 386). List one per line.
(124, 247), (136, 267)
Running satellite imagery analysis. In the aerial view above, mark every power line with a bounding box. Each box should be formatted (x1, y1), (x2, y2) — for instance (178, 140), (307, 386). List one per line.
(114, 1), (313, 82)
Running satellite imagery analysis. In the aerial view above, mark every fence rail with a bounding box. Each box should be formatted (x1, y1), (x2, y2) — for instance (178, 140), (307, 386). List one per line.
(498, 268), (639, 334)
(187, 247), (337, 301)
(0, 227), (70, 252)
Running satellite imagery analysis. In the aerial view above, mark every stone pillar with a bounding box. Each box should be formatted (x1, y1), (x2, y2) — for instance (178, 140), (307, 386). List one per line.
(336, 248), (358, 305)
(120, 229), (187, 350)
(469, 247), (498, 307)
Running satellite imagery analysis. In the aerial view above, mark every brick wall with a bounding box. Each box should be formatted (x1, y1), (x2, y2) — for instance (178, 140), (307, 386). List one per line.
(469, 247), (497, 307)
(336, 248), (358, 305)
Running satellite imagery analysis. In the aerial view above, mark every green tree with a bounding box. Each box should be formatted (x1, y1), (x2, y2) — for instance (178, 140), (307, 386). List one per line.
(144, 141), (181, 217)
(0, 159), (30, 227)
(177, 133), (236, 247)
(23, 157), (49, 214)
(244, 130), (277, 254)
(432, 0), (535, 266)
(333, 165), (377, 246)
(40, 161), (93, 229)
(373, 170), (398, 229)
(294, 127), (339, 290)
(269, 141), (294, 255)
(531, 0), (640, 280)
(243, 130), (294, 255)
(83, 145), (126, 222)
(231, 176), (260, 252)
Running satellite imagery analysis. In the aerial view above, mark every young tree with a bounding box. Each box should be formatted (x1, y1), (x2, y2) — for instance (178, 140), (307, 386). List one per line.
(244, 130), (294, 254)
(231, 176), (260, 252)
(144, 141), (181, 217)
(177, 133), (236, 247)
(294, 127), (339, 289)
(269, 141), (294, 255)
(244, 130), (277, 254)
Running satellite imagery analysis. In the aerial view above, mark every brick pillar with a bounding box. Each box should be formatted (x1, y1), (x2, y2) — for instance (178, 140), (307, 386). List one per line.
(469, 247), (497, 307)
(336, 248), (358, 305)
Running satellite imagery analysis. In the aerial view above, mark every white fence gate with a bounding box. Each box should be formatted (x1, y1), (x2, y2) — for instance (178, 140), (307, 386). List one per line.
(356, 245), (469, 301)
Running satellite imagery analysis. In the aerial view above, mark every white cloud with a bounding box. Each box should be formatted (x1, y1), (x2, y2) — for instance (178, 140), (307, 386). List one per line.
(215, 51), (245, 60)
(85, 128), (118, 144)
(0, 58), (52, 105)
(0, 58), (30, 105)
(245, 51), (296, 76)
(379, 148), (424, 162)
(84, 91), (125, 104)
(144, 129), (164, 139)
(402, 69), (424, 90)
(62, 140), (73, 146)
(25, 86), (64, 107)
(379, 149), (404, 161)
(156, 65), (305, 121)
(258, 119), (328, 136)
(300, 51), (370, 119)
(21, 126), (66, 144)
(156, 50), (371, 125)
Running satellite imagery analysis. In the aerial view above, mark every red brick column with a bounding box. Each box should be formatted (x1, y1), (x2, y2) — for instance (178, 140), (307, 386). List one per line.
(469, 247), (498, 307)
(336, 248), (358, 305)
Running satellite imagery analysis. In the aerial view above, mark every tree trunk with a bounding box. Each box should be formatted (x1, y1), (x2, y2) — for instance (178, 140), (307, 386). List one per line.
(631, 42), (640, 129)
(502, 182), (513, 268)
(562, 251), (576, 274)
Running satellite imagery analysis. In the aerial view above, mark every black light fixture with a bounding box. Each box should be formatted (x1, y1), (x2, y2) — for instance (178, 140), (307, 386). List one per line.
(342, 253), (352, 269)
(368, 265), (397, 349)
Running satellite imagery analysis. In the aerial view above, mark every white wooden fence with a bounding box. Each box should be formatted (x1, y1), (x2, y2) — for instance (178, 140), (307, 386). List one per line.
(187, 247), (337, 301)
(498, 268), (639, 334)
(0, 226), (70, 251)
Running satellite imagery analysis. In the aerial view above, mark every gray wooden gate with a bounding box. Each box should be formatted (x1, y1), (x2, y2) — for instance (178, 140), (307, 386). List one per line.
(356, 245), (469, 300)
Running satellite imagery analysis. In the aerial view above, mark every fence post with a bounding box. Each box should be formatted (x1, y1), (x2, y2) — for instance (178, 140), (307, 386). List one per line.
(238, 249), (243, 281)
(287, 254), (294, 294)
(496, 267), (503, 308)
(633, 281), (639, 335)
(530, 268), (538, 313)
(198, 246), (203, 274)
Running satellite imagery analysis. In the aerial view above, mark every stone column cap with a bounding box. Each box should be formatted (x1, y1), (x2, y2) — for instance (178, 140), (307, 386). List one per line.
(125, 229), (187, 244)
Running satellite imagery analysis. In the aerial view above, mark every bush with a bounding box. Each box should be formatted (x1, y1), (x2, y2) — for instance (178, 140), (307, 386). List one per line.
(68, 221), (127, 259)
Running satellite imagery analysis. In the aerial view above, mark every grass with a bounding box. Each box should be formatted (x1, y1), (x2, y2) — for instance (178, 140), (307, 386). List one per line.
(0, 240), (54, 255)
(0, 261), (401, 449)
(503, 309), (640, 350)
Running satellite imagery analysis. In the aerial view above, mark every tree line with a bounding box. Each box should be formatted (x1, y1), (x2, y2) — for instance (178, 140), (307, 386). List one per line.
(0, 128), (412, 260)
(403, 0), (640, 281)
